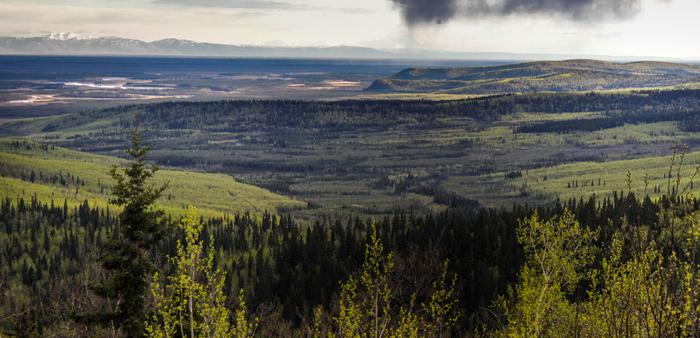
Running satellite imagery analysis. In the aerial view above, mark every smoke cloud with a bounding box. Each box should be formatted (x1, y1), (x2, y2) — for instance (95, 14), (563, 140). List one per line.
(391, 0), (653, 25)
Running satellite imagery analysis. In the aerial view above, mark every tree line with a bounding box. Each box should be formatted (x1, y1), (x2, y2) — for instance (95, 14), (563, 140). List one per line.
(29, 89), (700, 138)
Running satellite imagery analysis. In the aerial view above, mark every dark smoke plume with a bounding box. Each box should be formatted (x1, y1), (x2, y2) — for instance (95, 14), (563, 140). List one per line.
(392, 0), (651, 25)
(391, 0), (458, 24)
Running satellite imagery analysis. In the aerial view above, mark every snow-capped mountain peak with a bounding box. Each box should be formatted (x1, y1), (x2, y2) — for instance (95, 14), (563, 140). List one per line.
(45, 32), (95, 41)
(0, 33), (393, 59)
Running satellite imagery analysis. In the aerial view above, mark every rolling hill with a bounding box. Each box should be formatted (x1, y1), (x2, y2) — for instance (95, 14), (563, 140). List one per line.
(366, 59), (700, 94)
(0, 139), (306, 217)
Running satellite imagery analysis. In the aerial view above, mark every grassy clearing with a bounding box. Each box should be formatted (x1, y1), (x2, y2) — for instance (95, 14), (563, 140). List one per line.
(445, 150), (700, 208)
(514, 151), (700, 202)
(0, 139), (306, 218)
(497, 111), (603, 123)
(285, 176), (445, 219)
(571, 122), (690, 147)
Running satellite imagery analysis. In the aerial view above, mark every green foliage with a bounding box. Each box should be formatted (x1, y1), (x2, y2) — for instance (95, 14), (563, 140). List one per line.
(336, 220), (396, 337)
(424, 261), (461, 337)
(327, 220), (460, 338)
(10, 139), (700, 337)
(585, 242), (688, 337)
(500, 164), (700, 338)
(146, 206), (256, 338)
(109, 130), (168, 247)
(504, 209), (595, 337)
(579, 173), (700, 338)
(5, 179), (700, 336)
(10, 85), (700, 337)
(6, 187), (657, 335)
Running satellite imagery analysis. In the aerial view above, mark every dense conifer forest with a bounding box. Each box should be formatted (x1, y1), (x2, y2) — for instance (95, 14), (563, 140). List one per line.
(22, 89), (700, 135)
(6, 89), (700, 336)
(2, 135), (695, 336)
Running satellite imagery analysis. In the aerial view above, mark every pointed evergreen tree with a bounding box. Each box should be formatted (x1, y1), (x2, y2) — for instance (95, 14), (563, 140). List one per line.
(87, 129), (169, 336)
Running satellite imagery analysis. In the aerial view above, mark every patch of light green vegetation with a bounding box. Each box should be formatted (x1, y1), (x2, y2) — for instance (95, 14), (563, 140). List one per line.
(498, 111), (603, 123)
(58, 118), (116, 134)
(472, 119), (696, 151)
(470, 125), (563, 151)
(0, 138), (305, 218)
(571, 122), (689, 147)
(513, 150), (700, 203)
(286, 176), (444, 218)
(441, 144), (700, 209)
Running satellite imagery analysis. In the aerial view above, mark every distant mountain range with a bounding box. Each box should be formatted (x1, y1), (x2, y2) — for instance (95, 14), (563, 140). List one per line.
(365, 59), (700, 94)
(0, 33), (694, 61)
(0, 33), (394, 59)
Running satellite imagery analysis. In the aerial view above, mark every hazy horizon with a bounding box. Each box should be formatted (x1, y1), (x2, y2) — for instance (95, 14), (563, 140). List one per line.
(1, 0), (699, 59)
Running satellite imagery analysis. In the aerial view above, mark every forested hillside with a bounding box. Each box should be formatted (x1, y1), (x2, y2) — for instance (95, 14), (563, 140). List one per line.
(367, 60), (700, 94)
(0, 139), (304, 217)
(0, 146), (684, 336)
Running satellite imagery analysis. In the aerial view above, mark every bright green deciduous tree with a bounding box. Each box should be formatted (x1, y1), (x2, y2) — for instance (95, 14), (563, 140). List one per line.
(424, 260), (461, 337)
(505, 209), (595, 338)
(584, 227), (698, 338)
(146, 206), (256, 338)
(332, 220), (460, 338)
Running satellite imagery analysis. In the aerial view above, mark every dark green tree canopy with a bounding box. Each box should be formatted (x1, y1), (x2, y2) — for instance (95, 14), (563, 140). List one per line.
(88, 129), (170, 337)
(109, 130), (168, 245)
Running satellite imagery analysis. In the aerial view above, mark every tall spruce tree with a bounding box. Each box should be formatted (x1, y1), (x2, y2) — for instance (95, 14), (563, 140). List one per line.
(90, 129), (169, 336)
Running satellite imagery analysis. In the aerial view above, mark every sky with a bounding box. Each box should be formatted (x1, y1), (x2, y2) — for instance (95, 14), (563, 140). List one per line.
(0, 0), (698, 59)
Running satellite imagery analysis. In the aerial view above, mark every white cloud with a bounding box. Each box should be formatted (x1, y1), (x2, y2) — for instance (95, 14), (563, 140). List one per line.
(151, 0), (301, 10)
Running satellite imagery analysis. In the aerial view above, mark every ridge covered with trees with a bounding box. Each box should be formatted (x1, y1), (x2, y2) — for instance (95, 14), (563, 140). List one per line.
(367, 59), (700, 94)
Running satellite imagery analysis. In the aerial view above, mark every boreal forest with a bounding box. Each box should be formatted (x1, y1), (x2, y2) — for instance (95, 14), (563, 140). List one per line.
(5, 74), (700, 337)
